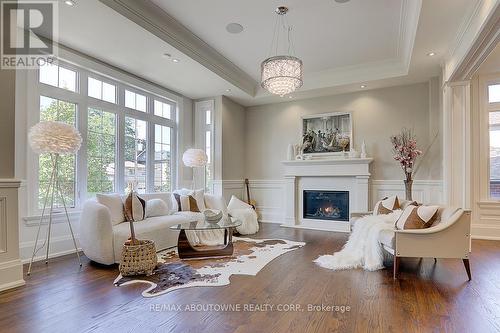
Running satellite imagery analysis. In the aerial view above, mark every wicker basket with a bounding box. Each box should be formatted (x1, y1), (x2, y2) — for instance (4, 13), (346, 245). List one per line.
(119, 239), (158, 276)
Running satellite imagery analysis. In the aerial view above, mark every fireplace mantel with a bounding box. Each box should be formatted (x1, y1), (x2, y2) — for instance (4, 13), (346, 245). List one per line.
(280, 158), (373, 232)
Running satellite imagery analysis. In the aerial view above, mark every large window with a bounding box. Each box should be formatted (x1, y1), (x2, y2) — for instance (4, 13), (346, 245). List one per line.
(33, 60), (177, 211)
(39, 96), (77, 208)
(489, 83), (500, 199)
(125, 117), (147, 194)
(154, 125), (172, 192)
(87, 108), (116, 196)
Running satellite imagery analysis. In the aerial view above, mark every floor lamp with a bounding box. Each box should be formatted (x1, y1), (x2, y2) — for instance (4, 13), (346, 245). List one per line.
(182, 148), (208, 189)
(27, 121), (83, 275)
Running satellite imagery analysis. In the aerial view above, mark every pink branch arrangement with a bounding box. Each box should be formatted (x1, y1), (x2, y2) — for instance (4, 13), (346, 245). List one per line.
(390, 128), (422, 182)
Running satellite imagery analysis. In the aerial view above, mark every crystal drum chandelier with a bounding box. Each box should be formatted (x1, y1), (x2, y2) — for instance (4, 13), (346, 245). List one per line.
(261, 6), (303, 97)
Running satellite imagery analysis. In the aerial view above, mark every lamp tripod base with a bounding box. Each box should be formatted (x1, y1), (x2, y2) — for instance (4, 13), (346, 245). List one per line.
(27, 154), (82, 276)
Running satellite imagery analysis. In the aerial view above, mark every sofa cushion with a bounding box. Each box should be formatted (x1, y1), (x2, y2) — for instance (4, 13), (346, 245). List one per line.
(373, 196), (400, 215)
(140, 193), (173, 214)
(396, 205), (439, 230)
(145, 199), (169, 218)
(112, 214), (188, 262)
(96, 193), (125, 226)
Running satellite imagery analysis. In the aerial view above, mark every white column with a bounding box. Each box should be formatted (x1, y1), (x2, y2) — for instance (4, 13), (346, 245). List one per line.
(0, 180), (24, 292)
(442, 81), (471, 209)
(283, 176), (297, 226)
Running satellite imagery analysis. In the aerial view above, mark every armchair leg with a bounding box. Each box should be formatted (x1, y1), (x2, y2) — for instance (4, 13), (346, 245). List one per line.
(393, 255), (400, 279)
(463, 259), (471, 281)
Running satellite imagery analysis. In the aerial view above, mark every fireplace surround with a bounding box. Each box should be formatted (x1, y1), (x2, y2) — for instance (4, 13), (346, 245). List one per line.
(281, 158), (373, 232)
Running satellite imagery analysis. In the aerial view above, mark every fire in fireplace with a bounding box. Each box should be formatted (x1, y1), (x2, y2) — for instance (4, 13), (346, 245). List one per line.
(303, 190), (349, 222)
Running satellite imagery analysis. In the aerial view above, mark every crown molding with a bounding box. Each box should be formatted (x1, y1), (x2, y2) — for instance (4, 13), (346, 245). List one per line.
(444, 0), (500, 82)
(397, 0), (422, 71)
(98, 0), (257, 97)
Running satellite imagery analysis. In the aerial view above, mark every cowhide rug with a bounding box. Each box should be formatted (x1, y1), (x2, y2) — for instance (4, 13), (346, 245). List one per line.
(114, 237), (305, 297)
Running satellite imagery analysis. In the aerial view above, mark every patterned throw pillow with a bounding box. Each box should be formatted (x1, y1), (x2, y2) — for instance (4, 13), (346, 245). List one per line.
(395, 205), (439, 230)
(172, 193), (200, 212)
(124, 191), (146, 222)
(373, 195), (400, 215)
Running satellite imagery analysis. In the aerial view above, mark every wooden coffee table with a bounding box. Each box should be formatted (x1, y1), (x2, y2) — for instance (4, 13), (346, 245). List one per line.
(170, 216), (242, 259)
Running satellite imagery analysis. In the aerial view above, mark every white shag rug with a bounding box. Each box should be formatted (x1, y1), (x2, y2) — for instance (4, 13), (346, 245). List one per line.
(114, 237), (305, 297)
(314, 210), (402, 271)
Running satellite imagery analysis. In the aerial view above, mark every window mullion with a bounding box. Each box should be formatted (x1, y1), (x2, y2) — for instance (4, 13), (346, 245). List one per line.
(77, 71), (89, 206)
(116, 85), (125, 194)
(146, 97), (155, 193)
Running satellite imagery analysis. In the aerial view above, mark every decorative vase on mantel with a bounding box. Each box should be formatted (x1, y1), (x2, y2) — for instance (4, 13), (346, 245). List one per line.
(404, 179), (413, 201)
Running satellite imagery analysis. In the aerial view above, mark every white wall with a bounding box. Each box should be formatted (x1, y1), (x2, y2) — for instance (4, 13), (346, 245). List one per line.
(213, 81), (444, 223)
(221, 96), (246, 180)
(245, 81), (441, 180)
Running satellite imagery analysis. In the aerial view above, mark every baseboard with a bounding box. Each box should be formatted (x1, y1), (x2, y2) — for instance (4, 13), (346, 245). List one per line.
(0, 279), (25, 292)
(19, 234), (81, 262)
(0, 259), (25, 292)
(471, 224), (500, 240)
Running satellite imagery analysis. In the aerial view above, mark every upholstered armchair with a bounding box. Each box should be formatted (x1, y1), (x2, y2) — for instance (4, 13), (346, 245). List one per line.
(390, 208), (471, 280)
(351, 207), (472, 280)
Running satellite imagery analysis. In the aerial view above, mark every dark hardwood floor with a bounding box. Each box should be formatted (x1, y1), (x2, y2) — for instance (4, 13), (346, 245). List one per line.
(1, 223), (500, 333)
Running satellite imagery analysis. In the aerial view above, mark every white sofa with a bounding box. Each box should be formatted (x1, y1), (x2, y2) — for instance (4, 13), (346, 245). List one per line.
(79, 192), (227, 265)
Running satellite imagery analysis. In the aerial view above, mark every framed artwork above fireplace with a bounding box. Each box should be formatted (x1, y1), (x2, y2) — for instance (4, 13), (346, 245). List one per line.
(302, 112), (352, 157)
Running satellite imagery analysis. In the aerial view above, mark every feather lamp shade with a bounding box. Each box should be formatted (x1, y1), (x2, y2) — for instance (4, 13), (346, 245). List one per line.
(182, 149), (208, 168)
(28, 121), (82, 154)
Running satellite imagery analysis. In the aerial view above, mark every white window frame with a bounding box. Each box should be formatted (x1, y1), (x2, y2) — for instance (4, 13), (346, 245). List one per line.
(478, 73), (500, 202)
(25, 54), (181, 215)
(194, 100), (215, 192)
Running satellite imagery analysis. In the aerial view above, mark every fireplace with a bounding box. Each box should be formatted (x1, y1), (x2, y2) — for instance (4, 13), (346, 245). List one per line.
(303, 190), (349, 222)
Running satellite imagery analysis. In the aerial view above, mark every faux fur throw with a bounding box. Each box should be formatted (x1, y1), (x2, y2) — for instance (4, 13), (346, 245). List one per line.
(314, 210), (402, 271)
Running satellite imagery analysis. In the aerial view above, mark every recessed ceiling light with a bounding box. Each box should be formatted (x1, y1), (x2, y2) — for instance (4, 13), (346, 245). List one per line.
(64, 0), (75, 6)
(172, 58), (180, 63)
(427, 52), (436, 57)
(360, 85), (366, 88)
(226, 23), (244, 34)
(334, 0), (350, 3)
(162, 53), (171, 58)
(226, 89), (231, 92)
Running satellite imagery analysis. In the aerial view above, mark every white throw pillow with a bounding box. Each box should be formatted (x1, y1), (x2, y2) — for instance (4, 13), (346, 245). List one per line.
(227, 195), (252, 211)
(145, 199), (170, 218)
(96, 193), (125, 226)
(230, 208), (259, 235)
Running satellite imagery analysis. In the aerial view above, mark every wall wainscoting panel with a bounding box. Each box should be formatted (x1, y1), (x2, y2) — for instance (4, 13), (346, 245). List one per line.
(371, 180), (444, 206)
(0, 197), (6, 253)
(472, 202), (500, 240)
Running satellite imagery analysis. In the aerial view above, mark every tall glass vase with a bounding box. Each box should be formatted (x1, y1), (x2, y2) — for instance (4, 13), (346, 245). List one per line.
(404, 179), (413, 201)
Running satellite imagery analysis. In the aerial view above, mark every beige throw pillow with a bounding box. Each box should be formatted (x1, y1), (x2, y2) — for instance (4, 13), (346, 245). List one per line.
(172, 193), (200, 212)
(395, 205), (439, 230)
(124, 192), (146, 222)
(373, 196), (400, 215)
